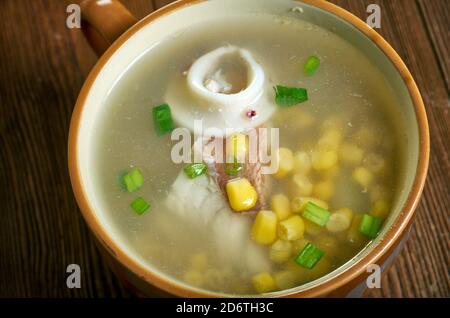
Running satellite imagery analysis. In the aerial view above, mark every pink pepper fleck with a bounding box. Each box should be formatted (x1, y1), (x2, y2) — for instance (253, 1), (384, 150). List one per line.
(246, 110), (257, 119)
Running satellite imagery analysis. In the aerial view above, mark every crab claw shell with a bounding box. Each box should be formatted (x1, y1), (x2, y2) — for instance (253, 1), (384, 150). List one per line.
(166, 46), (275, 138)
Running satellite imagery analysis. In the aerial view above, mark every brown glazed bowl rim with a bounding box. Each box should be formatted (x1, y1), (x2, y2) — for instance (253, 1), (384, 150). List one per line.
(68, 0), (430, 297)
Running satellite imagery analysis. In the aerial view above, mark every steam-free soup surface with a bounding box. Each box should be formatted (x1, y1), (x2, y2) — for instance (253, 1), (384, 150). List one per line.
(93, 14), (400, 295)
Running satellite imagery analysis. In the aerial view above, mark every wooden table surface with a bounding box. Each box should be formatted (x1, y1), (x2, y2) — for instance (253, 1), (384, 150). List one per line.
(0, 0), (448, 298)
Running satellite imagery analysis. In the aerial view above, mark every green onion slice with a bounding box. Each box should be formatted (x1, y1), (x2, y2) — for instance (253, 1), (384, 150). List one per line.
(152, 103), (174, 135)
(130, 197), (150, 215)
(225, 162), (243, 176)
(295, 243), (325, 269)
(359, 214), (383, 239)
(121, 168), (144, 192)
(183, 163), (207, 179)
(304, 55), (320, 75)
(302, 202), (331, 227)
(274, 85), (308, 107)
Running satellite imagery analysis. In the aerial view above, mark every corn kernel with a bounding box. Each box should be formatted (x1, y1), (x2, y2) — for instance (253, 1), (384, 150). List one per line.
(270, 194), (291, 221)
(274, 148), (294, 178)
(291, 174), (313, 197)
(183, 270), (204, 287)
(352, 167), (373, 188)
(313, 180), (335, 201)
(293, 151), (312, 174)
(291, 197), (329, 214)
(226, 178), (258, 212)
(312, 149), (338, 171)
(226, 133), (247, 162)
(370, 200), (390, 218)
(269, 240), (292, 263)
(318, 129), (342, 151)
(326, 208), (353, 233)
(190, 253), (208, 271)
(251, 210), (277, 245)
(278, 215), (305, 241)
(252, 272), (276, 293)
(339, 143), (363, 165)
(273, 270), (297, 290)
(347, 214), (367, 247)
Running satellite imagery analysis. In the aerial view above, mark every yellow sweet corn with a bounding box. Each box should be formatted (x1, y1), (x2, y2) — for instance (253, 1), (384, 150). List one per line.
(311, 149), (338, 171)
(291, 197), (329, 214)
(326, 208), (353, 233)
(269, 239), (292, 263)
(252, 272), (276, 293)
(339, 143), (363, 165)
(190, 252), (208, 271)
(226, 133), (247, 162)
(226, 178), (258, 212)
(273, 270), (297, 290)
(318, 129), (342, 151)
(313, 180), (335, 201)
(270, 194), (291, 221)
(278, 215), (305, 241)
(291, 174), (313, 197)
(274, 147), (294, 178)
(293, 151), (312, 174)
(251, 210), (277, 245)
(370, 200), (390, 218)
(352, 166), (373, 188)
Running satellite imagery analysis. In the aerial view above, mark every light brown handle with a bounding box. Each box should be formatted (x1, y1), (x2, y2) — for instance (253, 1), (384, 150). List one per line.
(80, 0), (137, 55)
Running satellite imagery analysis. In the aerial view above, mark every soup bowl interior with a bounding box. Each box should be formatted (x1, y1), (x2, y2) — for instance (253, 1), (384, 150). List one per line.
(69, 0), (428, 297)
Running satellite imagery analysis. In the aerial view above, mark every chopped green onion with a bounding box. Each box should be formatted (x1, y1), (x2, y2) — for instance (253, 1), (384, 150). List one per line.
(359, 214), (383, 239)
(274, 85), (308, 107)
(304, 55), (320, 75)
(130, 197), (150, 215)
(295, 243), (325, 269)
(152, 103), (174, 135)
(225, 162), (243, 176)
(183, 163), (207, 179)
(302, 202), (331, 227)
(121, 168), (144, 192)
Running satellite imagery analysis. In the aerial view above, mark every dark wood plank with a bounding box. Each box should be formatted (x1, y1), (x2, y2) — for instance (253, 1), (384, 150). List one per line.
(0, 0), (448, 298)
(417, 0), (450, 93)
(326, 0), (450, 298)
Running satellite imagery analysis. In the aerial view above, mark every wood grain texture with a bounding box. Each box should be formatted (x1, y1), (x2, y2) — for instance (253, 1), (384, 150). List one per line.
(0, 0), (448, 298)
(417, 0), (450, 93)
